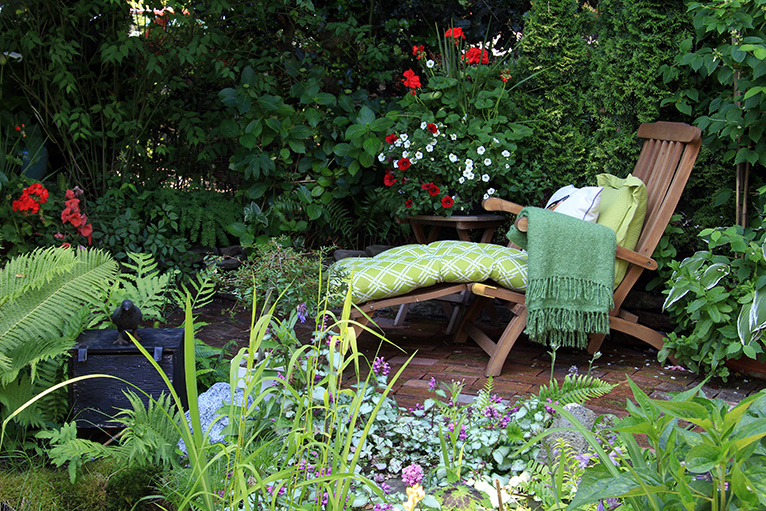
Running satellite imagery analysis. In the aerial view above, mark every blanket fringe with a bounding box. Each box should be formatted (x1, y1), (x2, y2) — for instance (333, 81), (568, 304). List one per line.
(525, 275), (613, 349)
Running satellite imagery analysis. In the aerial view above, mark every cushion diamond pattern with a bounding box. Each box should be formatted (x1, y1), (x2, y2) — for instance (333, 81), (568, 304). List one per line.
(334, 240), (528, 303)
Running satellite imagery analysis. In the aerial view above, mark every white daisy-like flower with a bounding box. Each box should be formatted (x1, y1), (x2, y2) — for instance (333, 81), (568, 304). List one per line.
(501, 150), (511, 158)
(505, 163), (510, 169)
(394, 139), (402, 147)
(449, 153), (458, 163)
(425, 144), (434, 152)
(487, 187), (496, 195)
(465, 158), (474, 168)
(450, 133), (457, 141)
(462, 168), (472, 178)
(466, 171), (475, 180)
(393, 160), (399, 169)
(404, 140), (411, 149)
(378, 153), (386, 163)
(484, 158), (492, 166)
(402, 150), (410, 158)
(426, 59), (435, 68)
(459, 177), (465, 184)
(415, 151), (423, 159)
(477, 146), (486, 155)
(400, 133), (409, 141)
(483, 193), (489, 200)
(493, 137), (499, 143)
(482, 174), (490, 182)
(420, 121), (428, 130)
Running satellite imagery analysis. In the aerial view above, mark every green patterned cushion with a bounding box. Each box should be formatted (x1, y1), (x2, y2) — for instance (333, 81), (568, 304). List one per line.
(333, 240), (528, 303)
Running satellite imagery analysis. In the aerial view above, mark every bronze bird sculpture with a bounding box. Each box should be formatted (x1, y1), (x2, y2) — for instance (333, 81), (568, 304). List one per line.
(112, 299), (142, 345)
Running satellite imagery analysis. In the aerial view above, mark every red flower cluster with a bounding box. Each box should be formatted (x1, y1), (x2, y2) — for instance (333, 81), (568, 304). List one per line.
(444, 27), (466, 43)
(441, 196), (454, 208)
(12, 183), (49, 214)
(501, 69), (513, 83)
(384, 170), (397, 187)
(405, 200), (413, 208)
(426, 123), (438, 134)
(385, 133), (399, 144)
(464, 47), (490, 65)
(412, 45), (425, 59)
(402, 69), (421, 92)
(421, 182), (440, 196)
(397, 157), (412, 171)
(61, 189), (93, 244)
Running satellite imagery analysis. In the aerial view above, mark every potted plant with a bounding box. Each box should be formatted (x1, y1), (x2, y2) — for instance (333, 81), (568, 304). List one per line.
(377, 26), (535, 217)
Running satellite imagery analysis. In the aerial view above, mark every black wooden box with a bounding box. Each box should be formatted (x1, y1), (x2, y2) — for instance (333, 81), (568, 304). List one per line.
(69, 328), (187, 428)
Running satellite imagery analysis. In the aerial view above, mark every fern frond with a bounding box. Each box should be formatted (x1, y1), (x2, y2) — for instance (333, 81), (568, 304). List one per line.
(0, 247), (80, 306)
(0, 248), (118, 384)
(111, 390), (182, 470)
(537, 374), (615, 406)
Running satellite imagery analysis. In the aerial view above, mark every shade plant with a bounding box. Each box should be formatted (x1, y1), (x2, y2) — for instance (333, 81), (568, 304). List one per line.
(377, 25), (534, 217)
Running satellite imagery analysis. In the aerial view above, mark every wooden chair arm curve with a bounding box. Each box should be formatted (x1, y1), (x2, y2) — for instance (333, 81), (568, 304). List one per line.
(482, 197), (524, 215)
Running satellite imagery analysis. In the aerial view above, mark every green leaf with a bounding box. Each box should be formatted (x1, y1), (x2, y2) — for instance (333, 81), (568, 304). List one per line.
(315, 92), (336, 106)
(220, 118), (240, 138)
(362, 137), (380, 156)
(358, 106), (376, 126)
(685, 444), (720, 473)
(345, 124), (369, 140)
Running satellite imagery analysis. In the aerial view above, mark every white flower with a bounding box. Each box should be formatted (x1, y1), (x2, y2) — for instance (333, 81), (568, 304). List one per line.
(378, 153), (386, 163)
(402, 151), (410, 158)
(477, 145), (486, 155)
(394, 139), (402, 147)
(400, 133), (409, 141)
(466, 171), (475, 180)
(404, 140), (411, 149)
(483, 193), (489, 200)
(505, 163), (510, 169)
(462, 168), (472, 178)
(459, 177), (465, 184)
(420, 121), (428, 130)
(449, 153), (458, 163)
(487, 187), (496, 195)
(502, 150), (511, 158)
(493, 137), (499, 143)
(465, 158), (474, 169)
(482, 174), (490, 182)
(426, 144), (434, 152)
(484, 158), (492, 166)
(426, 59), (435, 68)
(450, 133), (457, 141)
(393, 160), (399, 169)
(415, 151), (423, 159)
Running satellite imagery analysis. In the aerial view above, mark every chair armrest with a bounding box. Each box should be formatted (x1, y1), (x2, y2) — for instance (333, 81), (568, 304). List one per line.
(482, 197), (524, 215)
(514, 216), (657, 271)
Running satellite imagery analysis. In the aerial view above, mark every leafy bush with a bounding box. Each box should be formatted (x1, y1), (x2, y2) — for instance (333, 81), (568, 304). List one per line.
(661, 209), (766, 378)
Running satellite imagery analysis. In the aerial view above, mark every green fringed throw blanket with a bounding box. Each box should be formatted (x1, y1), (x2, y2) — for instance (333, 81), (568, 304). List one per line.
(507, 207), (616, 349)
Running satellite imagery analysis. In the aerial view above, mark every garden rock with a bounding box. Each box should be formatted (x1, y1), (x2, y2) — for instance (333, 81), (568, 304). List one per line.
(177, 382), (253, 455)
(365, 245), (394, 257)
(212, 255), (242, 271)
(536, 403), (596, 465)
(333, 249), (368, 261)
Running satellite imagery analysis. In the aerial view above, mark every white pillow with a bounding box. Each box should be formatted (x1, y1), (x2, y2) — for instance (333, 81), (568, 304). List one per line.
(545, 185), (603, 222)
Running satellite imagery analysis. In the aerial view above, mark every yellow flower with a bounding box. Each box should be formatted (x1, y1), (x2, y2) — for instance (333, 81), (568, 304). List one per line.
(403, 484), (426, 511)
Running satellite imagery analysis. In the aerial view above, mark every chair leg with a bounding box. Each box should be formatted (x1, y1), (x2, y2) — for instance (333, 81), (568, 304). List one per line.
(454, 295), (490, 344)
(587, 333), (606, 355)
(350, 314), (372, 340)
(484, 305), (528, 377)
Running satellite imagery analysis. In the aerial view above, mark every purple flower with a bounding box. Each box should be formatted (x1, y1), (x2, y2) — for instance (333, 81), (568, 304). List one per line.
(428, 377), (437, 391)
(296, 303), (308, 323)
(402, 463), (424, 487)
(372, 356), (391, 376)
(374, 505), (394, 511)
(568, 365), (579, 376)
(491, 394), (502, 404)
(574, 452), (595, 468)
(408, 403), (425, 414)
(381, 482), (391, 494)
(544, 398), (559, 414)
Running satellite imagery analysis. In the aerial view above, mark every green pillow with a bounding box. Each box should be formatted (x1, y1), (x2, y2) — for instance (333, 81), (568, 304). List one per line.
(595, 173), (647, 287)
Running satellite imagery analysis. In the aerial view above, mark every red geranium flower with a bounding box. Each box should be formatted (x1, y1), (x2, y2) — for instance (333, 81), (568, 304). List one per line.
(441, 196), (454, 208)
(428, 184), (440, 197)
(385, 133), (399, 144)
(405, 200), (413, 208)
(402, 69), (421, 90)
(383, 170), (397, 187)
(421, 182), (433, 190)
(412, 44), (425, 58)
(397, 157), (412, 171)
(426, 123), (438, 134)
(444, 27), (465, 43)
(464, 47), (490, 65)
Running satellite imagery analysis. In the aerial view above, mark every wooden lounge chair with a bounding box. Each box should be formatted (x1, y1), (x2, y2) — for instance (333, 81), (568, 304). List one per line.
(454, 121), (702, 376)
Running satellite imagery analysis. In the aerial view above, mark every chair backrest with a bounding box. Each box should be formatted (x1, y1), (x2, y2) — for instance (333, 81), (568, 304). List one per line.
(614, 121), (702, 307)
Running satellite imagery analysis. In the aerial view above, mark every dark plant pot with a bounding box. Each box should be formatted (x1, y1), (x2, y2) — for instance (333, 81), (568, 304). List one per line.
(21, 145), (48, 181)
(453, 202), (486, 216)
(725, 356), (766, 379)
